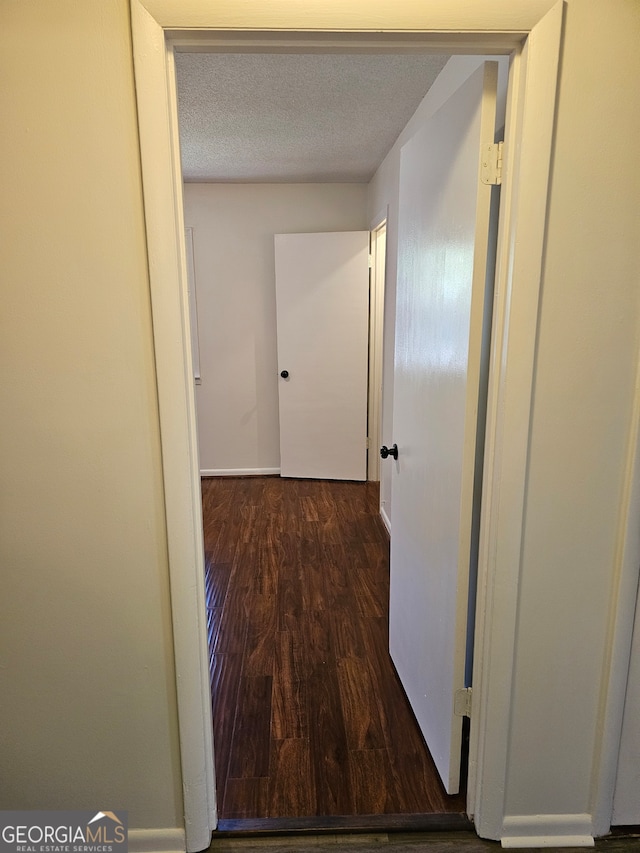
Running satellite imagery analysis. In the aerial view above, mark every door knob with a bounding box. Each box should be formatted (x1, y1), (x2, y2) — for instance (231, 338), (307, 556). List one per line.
(380, 444), (398, 460)
(280, 370), (289, 379)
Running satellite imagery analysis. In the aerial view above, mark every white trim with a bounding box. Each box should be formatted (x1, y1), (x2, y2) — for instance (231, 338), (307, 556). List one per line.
(184, 227), (201, 383)
(138, 0), (557, 34)
(503, 841), (593, 851)
(128, 829), (185, 853)
(201, 467), (280, 477)
(467, 3), (563, 837)
(130, 4), (216, 851)
(380, 504), (391, 536)
(367, 218), (387, 483)
(501, 815), (594, 849)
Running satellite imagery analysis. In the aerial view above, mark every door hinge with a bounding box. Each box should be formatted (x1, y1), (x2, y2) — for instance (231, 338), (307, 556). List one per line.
(480, 142), (503, 186)
(368, 253), (373, 269)
(365, 436), (371, 449)
(454, 687), (472, 718)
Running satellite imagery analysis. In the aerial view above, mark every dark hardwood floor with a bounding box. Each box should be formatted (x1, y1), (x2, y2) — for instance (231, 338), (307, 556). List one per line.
(202, 476), (467, 821)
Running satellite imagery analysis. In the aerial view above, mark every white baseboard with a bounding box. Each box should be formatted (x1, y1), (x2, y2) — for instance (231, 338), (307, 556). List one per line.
(128, 828), (185, 853)
(200, 467), (280, 477)
(380, 504), (391, 535)
(501, 815), (594, 848)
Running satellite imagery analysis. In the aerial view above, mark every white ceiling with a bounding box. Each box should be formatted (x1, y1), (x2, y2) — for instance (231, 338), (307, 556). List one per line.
(174, 53), (450, 183)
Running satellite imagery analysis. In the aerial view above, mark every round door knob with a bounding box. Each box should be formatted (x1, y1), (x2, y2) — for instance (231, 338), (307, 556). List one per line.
(380, 444), (398, 460)
(280, 370), (289, 379)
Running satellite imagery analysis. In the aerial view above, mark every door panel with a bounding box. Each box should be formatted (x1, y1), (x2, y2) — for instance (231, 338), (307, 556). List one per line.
(389, 62), (498, 794)
(274, 231), (369, 480)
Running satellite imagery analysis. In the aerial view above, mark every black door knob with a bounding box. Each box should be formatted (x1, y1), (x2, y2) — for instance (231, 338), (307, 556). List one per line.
(280, 370), (289, 379)
(380, 444), (398, 460)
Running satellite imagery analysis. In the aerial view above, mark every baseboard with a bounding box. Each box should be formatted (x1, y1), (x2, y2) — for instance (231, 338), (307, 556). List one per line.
(501, 814), (594, 848)
(380, 504), (391, 535)
(200, 467), (280, 477)
(128, 828), (185, 853)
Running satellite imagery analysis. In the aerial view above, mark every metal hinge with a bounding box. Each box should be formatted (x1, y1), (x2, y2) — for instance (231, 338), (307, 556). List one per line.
(454, 687), (472, 718)
(480, 142), (503, 186)
(365, 436), (371, 449)
(368, 254), (373, 268)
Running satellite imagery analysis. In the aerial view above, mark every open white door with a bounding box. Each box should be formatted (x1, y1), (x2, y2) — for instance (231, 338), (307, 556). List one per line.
(274, 231), (369, 480)
(388, 62), (499, 795)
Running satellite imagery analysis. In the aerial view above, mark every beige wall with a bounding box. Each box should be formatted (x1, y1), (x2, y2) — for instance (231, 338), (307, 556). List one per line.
(0, 0), (182, 829)
(183, 183), (367, 474)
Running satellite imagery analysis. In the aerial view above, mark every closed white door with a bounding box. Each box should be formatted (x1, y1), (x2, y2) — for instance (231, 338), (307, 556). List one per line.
(274, 231), (369, 480)
(388, 62), (499, 794)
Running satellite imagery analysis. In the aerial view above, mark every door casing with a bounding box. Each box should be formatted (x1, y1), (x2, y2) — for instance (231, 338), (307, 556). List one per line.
(368, 217), (387, 486)
(130, 2), (632, 848)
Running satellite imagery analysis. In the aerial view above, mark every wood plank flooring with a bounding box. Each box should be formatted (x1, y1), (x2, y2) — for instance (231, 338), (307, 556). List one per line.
(202, 476), (466, 821)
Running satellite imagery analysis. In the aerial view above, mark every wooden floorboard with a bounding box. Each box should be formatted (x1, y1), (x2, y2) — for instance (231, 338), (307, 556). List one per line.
(202, 476), (467, 821)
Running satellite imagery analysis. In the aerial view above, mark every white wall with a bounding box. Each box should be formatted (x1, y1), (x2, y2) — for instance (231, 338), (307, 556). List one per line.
(0, 0), (182, 835)
(183, 183), (367, 474)
(367, 55), (508, 530)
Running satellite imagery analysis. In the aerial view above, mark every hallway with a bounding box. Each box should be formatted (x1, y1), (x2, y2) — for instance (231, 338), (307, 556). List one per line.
(202, 476), (466, 823)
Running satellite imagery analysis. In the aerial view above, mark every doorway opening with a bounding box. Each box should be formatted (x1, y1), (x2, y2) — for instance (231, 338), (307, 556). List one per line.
(131, 8), (564, 845)
(175, 46), (504, 819)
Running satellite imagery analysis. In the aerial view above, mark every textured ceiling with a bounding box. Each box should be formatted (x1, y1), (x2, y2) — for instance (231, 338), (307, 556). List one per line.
(175, 53), (449, 183)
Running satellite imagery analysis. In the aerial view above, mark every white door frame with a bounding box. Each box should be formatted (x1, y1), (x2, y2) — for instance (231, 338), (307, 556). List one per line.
(130, 1), (630, 847)
(367, 215), (387, 484)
